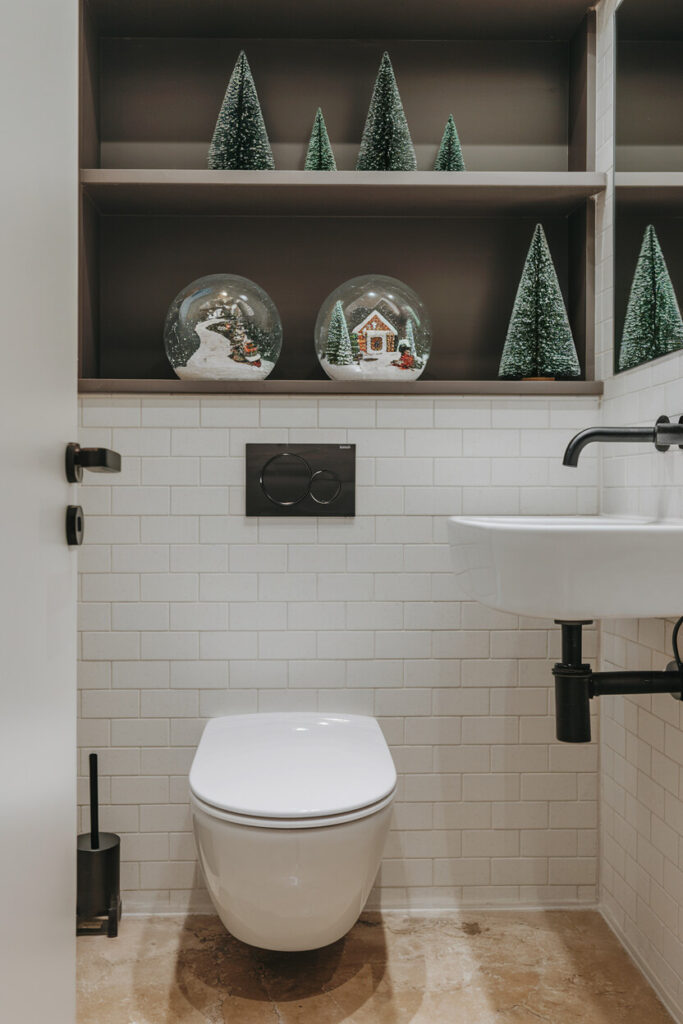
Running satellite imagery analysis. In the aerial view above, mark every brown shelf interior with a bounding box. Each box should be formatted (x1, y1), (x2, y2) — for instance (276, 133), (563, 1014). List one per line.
(89, 35), (593, 174)
(85, 0), (595, 43)
(79, 2), (597, 391)
(81, 208), (594, 383)
(616, 1), (683, 173)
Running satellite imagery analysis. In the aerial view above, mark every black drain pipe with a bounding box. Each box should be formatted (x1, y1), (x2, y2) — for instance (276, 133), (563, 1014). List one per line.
(553, 620), (683, 743)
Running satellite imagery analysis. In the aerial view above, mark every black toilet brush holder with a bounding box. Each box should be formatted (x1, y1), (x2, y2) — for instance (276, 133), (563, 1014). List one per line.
(77, 753), (122, 937)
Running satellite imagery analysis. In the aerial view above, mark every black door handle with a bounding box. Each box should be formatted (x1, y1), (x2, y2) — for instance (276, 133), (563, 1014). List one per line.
(66, 442), (122, 483)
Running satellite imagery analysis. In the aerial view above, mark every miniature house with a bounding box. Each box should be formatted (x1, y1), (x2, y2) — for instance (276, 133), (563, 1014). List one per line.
(353, 310), (398, 354)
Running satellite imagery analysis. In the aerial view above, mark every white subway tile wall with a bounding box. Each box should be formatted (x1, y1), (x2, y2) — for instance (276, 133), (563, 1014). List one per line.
(78, 394), (600, 914)
(600, 364), (683, 1022)
(597, 0), (683, 1017)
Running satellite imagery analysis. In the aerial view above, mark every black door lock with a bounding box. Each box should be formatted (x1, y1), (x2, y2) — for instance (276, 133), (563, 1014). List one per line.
(66, 505), (85, 546)
(66, 442), (121, 483)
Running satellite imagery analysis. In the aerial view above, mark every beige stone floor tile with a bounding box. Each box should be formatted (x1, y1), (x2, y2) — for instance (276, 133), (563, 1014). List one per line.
(77, 910), (674, 1024)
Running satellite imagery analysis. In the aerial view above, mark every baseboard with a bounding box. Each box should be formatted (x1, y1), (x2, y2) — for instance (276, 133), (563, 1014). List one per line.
(122, 900), (600, 918)
(600, 905), (683, 1024)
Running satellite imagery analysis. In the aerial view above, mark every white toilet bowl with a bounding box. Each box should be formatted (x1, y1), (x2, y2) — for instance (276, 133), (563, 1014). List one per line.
(189, 712), (396, 951)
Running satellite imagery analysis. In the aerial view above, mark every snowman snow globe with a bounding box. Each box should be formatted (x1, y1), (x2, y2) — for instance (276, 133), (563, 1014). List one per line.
(164, 274), (282, 381)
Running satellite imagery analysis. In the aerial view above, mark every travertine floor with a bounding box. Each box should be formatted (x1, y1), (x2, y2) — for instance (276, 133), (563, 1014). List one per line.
(77, 911), (673, 1023)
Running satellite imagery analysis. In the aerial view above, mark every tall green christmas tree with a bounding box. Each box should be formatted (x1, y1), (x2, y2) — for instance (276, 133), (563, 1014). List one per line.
(356, 52), (417, 171)
(208, 51), (275, 170)
(305, 108), (337, 170)
(619, 225), (683, 371)
(498, 223), (581, 379)
(434, 115), (465, 171)
(325, 301), (353, 365)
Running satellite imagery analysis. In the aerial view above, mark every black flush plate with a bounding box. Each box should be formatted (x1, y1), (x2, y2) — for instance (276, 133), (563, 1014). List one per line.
(246, 444), (355, 517)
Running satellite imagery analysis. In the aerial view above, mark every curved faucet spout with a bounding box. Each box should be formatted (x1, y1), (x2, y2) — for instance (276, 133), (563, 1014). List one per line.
(562, 426), (655, 467)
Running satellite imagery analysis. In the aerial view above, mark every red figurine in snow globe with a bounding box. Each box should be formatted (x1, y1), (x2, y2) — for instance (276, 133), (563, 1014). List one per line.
(392, 343), (418, 371)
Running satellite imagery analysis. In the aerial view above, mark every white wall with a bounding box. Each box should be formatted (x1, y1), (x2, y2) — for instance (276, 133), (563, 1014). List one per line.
(0, 2), (78, 1021)
(595, 1), (683, 1018)
(600, 359), (683, 1024)
(78, 393), (601, 913)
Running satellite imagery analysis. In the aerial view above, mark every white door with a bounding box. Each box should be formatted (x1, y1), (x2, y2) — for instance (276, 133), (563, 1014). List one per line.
(0, 2), (78, 1022)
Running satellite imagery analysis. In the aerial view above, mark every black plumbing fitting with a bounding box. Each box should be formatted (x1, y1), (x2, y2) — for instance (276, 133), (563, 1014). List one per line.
(562, 415), (683, 467)
(552, 620), (683, 743)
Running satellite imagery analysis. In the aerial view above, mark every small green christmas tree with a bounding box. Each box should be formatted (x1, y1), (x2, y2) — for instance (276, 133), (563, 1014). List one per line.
(404, 318), (417, 357)
(434, 115), (465, 171)
(499, 223), (581, 379)
(356, 52), (417, 171)
(208, 51), (274, 170)
(619, 225), (683, 371)
(305, 108), (336, 171)
(325, 301), (353, 365)
(350, 331), (361, 362)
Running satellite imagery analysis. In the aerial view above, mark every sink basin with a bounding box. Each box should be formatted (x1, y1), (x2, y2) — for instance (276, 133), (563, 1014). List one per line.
(448, 515), (683, 620)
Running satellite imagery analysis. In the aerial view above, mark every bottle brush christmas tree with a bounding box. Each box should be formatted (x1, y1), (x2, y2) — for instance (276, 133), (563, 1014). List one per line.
(405, 318), (417, 358)
(208, 50), (275, 170)
(305, 108), (337, 170)
(356, 52), (417, 171)
(434, 115), (465, 171)
(498, 223), (581, 380)
(619, 224), (683, 371)
(325, 301), (353, 365)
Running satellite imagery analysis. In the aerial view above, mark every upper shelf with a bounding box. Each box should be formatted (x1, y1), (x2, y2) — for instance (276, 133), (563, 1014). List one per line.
(87, 0), (595, 40)
(615, 173), (683, 209)
(81, 170), (607, 218)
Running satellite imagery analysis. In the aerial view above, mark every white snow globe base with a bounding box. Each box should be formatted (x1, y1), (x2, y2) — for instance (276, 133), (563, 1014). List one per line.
(320, 350), (424, 382)
(176, 328), (276, 382)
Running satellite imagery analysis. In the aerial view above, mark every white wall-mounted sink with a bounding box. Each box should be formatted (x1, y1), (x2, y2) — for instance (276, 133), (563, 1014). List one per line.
(448, 516), (683, 620)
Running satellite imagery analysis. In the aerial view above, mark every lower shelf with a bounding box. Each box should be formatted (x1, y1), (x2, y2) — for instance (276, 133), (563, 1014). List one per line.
(79, 378), (604, 396)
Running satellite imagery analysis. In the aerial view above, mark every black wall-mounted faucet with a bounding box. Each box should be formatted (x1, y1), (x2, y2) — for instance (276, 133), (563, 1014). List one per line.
(563, 415), (683, 466)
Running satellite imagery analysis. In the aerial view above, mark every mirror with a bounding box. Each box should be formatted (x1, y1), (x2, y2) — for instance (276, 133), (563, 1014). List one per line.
(615, 0), (683, 373)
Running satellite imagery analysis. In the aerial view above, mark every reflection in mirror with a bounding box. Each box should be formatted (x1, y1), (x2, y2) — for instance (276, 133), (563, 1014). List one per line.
(615, 0), (683, 372)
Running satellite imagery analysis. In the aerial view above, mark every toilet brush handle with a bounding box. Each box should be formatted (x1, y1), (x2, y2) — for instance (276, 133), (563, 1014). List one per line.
(89, 753), (100, 850)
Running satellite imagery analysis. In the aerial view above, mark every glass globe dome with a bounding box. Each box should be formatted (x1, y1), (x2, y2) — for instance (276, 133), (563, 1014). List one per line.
(315, 275), (431, 382)
(164, 274), (282, 381)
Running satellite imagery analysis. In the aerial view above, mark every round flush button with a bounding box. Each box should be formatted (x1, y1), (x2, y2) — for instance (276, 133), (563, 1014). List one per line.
(310, 468), (342, 505)
(260, 452), (312, 506)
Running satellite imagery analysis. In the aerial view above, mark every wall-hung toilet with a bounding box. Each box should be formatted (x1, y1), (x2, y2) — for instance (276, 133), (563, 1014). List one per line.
(189, 712), (396, 951)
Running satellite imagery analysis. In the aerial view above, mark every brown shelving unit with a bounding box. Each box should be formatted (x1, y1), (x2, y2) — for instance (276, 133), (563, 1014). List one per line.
(79, 379), (605, 396)
(616, 173), (683, 209)
(81, 170), (606, 217)
(84, 0), (602, 40)
(79, 0), (601, 395)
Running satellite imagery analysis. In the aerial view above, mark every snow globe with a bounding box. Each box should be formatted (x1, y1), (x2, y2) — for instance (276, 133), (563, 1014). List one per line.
(164, 274), (282, 381)
(315, 275), (431, 381)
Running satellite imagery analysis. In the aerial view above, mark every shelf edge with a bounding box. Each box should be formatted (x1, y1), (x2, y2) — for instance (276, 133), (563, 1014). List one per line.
(79, 378), (604, 397)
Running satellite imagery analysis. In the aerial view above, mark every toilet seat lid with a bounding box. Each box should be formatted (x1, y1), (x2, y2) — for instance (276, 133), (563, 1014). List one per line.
(189, 713), (397, 820)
